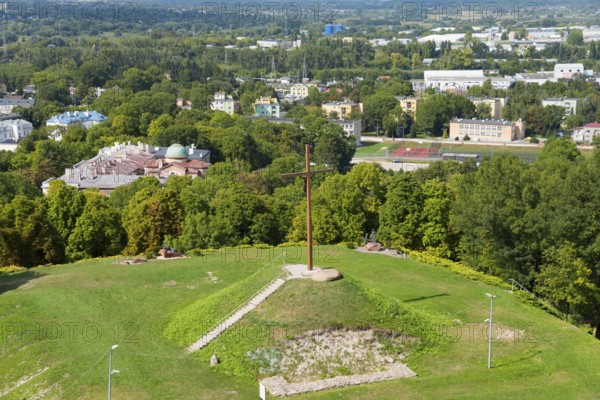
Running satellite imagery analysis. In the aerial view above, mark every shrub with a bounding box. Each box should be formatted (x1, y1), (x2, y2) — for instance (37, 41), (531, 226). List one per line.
(0, 265), (27, 273)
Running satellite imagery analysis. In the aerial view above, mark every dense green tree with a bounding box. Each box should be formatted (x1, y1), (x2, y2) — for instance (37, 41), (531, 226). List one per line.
(0, 196), (64, 267)
(66, 191), (125, 260)
(122, 188), (185, 256)
(475, 102), (492, 120)
(567, 30), (584, 46)
(363, 92), (398, 131)
(416, 94), (475, 136)
(0, 151), (14, 172)
(0, 172), (41, 205)
(452, 155), (536, 282)
(420, 178), (459, 258)
(536, 244), (599, 321)
(209, 182), (271, 245)
(313, 130), (356, 172)
(378, 173), (423, 249)
(45, 180), (86, 243)
(119, 67), (162, 93)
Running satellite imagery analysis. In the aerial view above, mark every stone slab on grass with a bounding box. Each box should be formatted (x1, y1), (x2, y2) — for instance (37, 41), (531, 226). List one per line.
(261, 363), (416, 397)
(311, 268), (342, 282)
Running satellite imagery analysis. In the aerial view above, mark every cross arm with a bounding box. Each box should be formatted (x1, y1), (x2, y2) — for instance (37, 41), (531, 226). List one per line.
(280, 168), (335, 179)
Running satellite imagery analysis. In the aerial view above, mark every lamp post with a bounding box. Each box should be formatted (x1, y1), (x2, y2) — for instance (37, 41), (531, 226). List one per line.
(485, 293), (496, 369)
(108, 344), (119, 400)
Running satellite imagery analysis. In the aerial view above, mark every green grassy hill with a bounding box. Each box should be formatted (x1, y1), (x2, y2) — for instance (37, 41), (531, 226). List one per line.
(0, 247), (599, 399)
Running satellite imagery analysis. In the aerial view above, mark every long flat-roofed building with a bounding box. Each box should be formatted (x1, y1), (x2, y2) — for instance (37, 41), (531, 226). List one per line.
(413, 70), (514, 93)
(449, 118), (525, 142)
(321, 101), (363, 119)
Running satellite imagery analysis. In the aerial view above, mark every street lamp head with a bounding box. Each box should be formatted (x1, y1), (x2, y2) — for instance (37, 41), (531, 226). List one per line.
(111, 344), (119, 350)
(486, 293), (496, 298)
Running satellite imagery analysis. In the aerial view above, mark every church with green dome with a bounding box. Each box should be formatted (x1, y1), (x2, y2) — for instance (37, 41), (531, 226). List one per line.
(42, 141), (211, 195)
(164, 144), (189, 161)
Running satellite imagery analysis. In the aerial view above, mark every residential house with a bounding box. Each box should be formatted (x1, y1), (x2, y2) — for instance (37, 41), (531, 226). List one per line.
(289, 83), (312, 99)
(395, 97), (420, 119)
(553, 63), (588, 80)
(254, 97), (280, 117)
(572, 122), (600, 143)
(47, 110), (108, 129)
(321, 101), (363, 119)
(177, 98), (193, 109)
(514, 72), (555, 85)
(210, 92), (238, 115)
(413, 70), (514, 94)
(0, 97), (35, 115)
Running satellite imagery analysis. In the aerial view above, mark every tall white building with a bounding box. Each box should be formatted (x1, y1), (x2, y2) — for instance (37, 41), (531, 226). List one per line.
(210, 92), (238, 115)
(0, 119), (33, 151)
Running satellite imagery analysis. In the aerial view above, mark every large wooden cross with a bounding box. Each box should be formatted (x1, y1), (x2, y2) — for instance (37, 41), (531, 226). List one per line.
(281, 144), (334, 271)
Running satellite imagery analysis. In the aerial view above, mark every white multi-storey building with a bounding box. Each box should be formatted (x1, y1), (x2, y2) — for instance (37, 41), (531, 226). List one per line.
(210, 92), (238, 115)
(0, 119), (33, 151)
(572, 123), (600, 143)
(542, 98), (579, 116)
(412, 70), (515, 93)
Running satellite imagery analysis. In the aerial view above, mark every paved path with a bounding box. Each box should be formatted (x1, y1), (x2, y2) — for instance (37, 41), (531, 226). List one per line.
(187, 264), (316, 352)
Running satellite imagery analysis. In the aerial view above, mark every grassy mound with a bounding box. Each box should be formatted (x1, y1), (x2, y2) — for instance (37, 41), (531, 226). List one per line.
(1, 247), (599, 399)
(192, 277), (453, 379)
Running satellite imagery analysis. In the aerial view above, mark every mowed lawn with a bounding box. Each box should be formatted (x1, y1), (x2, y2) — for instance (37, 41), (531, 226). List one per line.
(0, 250), (277, 399)
(1, 246), (599, 399)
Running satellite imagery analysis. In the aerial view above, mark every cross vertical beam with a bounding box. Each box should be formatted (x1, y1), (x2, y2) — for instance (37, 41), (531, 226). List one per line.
(280, 145), (334, 271)
(305, 144), (313, 271)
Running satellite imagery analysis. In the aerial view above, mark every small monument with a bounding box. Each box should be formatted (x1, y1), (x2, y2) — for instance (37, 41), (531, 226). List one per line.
(210, 354), (219, 367)
(364, 229), (381, 251)
(159, 245), (183, 258)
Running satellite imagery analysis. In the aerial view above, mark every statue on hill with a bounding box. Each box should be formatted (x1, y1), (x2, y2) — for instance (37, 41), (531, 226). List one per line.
(159, 245), (183, 258)
(364, 229), (381, 251)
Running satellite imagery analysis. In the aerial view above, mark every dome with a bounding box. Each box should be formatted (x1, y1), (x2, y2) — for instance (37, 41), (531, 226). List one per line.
(165, 144), (187, 159)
